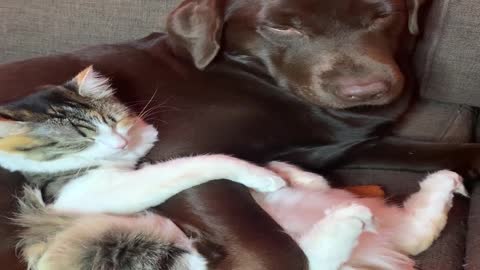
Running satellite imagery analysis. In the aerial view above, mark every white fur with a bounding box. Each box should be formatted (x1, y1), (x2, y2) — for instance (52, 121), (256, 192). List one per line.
(299, 204), (375, 270)
(53, 154), (285, 214)
(76, 68), (114, 99)
(394, 170), (466, 255)
(173, 253), (208, 270)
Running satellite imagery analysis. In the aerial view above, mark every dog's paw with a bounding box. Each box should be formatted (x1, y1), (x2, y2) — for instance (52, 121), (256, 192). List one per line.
(421, 170), (468, 197)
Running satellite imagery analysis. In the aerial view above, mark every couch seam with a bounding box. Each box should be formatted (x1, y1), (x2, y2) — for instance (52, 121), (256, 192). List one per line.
(439, 106), (464, 141)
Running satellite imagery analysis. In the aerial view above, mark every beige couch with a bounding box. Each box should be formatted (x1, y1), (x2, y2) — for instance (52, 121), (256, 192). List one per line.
(1, 1), (480, 269)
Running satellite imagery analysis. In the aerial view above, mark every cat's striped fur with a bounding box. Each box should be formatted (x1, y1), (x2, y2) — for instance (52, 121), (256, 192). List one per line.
(4, 67), (202, 270)
(15, 187), (204, 270)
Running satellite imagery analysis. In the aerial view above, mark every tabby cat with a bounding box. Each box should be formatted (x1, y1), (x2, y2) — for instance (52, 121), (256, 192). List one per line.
(1, 66), (285, 270)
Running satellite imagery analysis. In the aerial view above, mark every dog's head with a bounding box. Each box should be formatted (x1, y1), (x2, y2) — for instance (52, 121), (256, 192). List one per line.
(167, 0), (428, 108)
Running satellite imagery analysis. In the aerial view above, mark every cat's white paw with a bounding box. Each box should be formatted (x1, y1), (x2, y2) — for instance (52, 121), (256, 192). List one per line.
(140, 124), (159, 145)
(237, 166), (286, 193)
(267, 161), (330, 190)
(397, 170), (466, 256)
(301, 204), (374, 269)
(127, 122), (158, 159)
(421, 170), (468, 197)
(325, 204), (376, 233)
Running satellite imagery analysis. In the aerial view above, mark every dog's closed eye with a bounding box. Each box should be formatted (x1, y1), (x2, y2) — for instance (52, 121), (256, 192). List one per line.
(257, 24), (306, 46)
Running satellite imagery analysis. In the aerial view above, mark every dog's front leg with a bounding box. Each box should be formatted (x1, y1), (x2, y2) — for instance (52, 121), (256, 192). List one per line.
(280, 137), (480, 177)
(343, 137), (480, 175)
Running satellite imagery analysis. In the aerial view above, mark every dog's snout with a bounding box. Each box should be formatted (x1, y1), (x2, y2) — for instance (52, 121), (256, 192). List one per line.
(335, 79), (390, 102)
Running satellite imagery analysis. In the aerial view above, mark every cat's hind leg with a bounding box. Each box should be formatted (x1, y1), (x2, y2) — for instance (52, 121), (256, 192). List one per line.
(392, 170), (467, 255)
(267, 161), (330, 191)
(298, 204), (375, 270)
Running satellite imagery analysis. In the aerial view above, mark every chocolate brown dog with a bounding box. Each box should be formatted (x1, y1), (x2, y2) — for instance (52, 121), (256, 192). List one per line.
(1, 0), (475, 269)
(169, 0), (420, 109)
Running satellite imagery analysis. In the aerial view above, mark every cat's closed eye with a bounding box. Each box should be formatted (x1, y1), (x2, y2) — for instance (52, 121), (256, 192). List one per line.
(74, 124), (96, 138)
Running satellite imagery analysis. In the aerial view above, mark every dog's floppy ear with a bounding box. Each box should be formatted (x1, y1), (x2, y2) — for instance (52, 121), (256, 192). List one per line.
(167, 0), (224, 70)
(407, 0), (429, 35)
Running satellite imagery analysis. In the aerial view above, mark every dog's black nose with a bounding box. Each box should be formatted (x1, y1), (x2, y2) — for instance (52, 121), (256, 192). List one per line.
(335, 80), (390, 102)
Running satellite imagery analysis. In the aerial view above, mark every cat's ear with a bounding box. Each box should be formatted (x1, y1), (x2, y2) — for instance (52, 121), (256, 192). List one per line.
(0, 119), (27, 138)
(73, 66), (114, 99)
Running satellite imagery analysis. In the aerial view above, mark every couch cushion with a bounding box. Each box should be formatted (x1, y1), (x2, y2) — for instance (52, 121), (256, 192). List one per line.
(392, 98), (474, 143)
(465, 182), (480, 270)
(0, 0), (182, 63)
(414, 0), (480, 107)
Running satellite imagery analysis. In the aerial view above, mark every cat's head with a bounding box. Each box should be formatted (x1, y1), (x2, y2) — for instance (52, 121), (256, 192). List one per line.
(0, 66), (158, 173)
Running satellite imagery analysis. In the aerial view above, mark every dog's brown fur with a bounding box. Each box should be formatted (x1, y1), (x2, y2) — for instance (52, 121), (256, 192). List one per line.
(168, 0), (426, 109)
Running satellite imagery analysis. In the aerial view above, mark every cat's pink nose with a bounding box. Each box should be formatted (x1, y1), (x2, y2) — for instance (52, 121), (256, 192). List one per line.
(115, 140), (128, 149)
(110, 134), (128, 149)
(114, 137), (128, 149)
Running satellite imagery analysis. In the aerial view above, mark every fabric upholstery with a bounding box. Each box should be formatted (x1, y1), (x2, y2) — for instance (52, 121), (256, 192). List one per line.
(0, 0), (182, 63)
(393, 98), (474, 143)
(414, 0), (480, 108)
(466, 183), (480, 270)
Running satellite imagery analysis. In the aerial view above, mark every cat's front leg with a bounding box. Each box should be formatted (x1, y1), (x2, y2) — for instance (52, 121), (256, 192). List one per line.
(298, 204), (375, 270)
(144, 154), (286, 193)
(267, 161), (330, 191)
(53, 154), (285, 214)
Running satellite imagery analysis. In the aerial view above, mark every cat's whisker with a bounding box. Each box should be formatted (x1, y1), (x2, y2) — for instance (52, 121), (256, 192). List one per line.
(141, 108), (174, 122)
(141, 100), (177, 116)
(146, 118), (168, 125)
(138, 105), (163, 119)
(124, 99), (159, 105)
(139, 106), (169, 120)
(136, 89), (158, 122)
(131, 96), (179, 122)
